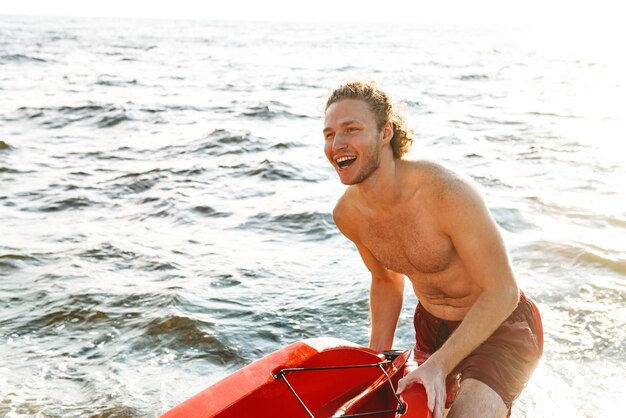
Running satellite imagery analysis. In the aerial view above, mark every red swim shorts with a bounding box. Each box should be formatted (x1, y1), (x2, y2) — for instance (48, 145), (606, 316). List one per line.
(412, 291), (543, 412)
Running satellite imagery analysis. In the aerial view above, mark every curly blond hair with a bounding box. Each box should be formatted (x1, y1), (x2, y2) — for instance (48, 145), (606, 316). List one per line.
(325, 80), (413, 159)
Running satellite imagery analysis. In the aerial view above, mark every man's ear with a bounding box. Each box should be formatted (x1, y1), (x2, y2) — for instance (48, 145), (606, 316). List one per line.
(381, 121), (393, 144)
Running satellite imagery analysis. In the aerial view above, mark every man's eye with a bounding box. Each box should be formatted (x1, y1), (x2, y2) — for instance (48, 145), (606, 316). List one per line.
(325, 133), (334, 140)
(346, 127), (357, 133)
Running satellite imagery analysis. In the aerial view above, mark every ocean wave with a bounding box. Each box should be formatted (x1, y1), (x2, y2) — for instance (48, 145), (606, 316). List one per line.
(271, 142), (298, 150)
(142, 315), (211, 339)
(141, 259), (181, 272)
(0, 253), (42, 270)
(111, 43), (157, 51)
(192, 205), (232, 218)
(525, 240), (626, 275)
(606, 215), (626, 228)
(578, 250), (626, 275)
(336, 65), (358, 72)
(139, 104), (208, 114)
(97, 109), (132, 128)
(491, 206), (536, 232)
(80, 242), (137, 262)
(103, 167), (210, 202)
(135, 314), (243, 364)
(0, 53), (47, 64)
(239, 211), (336, 240)
(170, 167), (206, 177)
(6, 106), (55, 124)
(45, 31), (78, 42)
(99, 50), (124, 56)
(37, 196), (99, 212)
(107, 169), (166, 194)
(108, 291), (184, 311)
(79, 242), (179, 272)
(127, 197), (181, 222)
(458, 74), (490, 80)
(73, 149), (134, 161)
(0, 166), (22, 174)
(11, 104), (108, 117)
(18, 293), (110, 333)
(516, 144), (591, 166)
(8, 104), (133, 129)
(159, 129), (276, 157)
(240, 159), (325, 182)
(205, 129), (248, 145)
(77, 405), (139, 418)
(160, 129), (234, 154)
(529, 197), (622, 228)
(34, 307), (110, 331)
(526, 110), (581, 119)
(242, 102), (309, 120)
(469, 174), (511, 189)
(473, 116), (526, 126)
(209, 274), (241, 288)
(94, 77), (138, 87)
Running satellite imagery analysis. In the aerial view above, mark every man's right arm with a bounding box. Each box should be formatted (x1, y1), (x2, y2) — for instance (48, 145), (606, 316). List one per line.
(333, 200), (405, 352)
(355, 244), (405, 352)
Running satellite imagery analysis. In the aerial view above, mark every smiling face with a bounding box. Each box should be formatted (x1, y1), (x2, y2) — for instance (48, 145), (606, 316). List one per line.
(324, 99), (386, 185)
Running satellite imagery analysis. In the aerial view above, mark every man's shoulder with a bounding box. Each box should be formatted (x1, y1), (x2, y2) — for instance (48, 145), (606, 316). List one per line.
(406, 158), (459, 179)
(404, 159), (483, 209)
(332, 187), (361, 241)
(404, 159), (473, 191)
(333, 187), (357, 221)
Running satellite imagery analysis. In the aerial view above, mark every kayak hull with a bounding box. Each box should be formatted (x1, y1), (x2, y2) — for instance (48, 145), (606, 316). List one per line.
(161, 337), (431, 418)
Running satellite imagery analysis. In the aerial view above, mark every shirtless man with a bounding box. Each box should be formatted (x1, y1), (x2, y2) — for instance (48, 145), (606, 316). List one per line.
(323, 81), (543, 418)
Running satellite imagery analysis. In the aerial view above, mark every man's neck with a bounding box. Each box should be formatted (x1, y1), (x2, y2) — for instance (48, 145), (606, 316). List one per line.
(356, 158), (405, 211)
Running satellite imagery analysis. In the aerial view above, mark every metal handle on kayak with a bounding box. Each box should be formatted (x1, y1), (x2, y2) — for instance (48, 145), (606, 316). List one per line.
(273, 359), (406, 418)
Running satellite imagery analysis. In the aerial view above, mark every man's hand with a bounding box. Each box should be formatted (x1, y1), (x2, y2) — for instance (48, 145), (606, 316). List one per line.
(397, 356), (447, 418)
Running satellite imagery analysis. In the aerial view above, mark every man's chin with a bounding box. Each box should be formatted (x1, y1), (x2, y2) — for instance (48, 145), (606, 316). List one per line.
(338, 174), (362, 186)
(337, 164), (371, 185)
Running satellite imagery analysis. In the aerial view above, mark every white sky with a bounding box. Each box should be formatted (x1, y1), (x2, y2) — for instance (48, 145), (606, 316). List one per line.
(0, 0), (622, 25)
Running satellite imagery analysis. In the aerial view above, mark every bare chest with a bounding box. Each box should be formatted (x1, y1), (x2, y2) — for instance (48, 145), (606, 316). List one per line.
(360, 215), (453, 276)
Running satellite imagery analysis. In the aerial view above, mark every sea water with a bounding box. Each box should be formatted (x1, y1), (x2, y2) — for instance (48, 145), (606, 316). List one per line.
(0, 15), (624, 417)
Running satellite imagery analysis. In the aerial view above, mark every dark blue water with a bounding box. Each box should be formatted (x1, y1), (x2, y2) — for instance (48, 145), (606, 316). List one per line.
(1, 15), (624, 417)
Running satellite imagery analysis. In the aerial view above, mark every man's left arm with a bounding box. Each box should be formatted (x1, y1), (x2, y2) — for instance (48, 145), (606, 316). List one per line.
(397, 179), (519, 417)
(430, 179), (519, 372)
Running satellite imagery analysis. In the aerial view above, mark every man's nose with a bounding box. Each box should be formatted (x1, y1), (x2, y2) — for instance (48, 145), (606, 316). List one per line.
(332, 133), (348, 151)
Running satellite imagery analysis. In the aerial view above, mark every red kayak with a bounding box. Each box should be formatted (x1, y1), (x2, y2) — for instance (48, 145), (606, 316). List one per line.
(161, 337), (432, 418)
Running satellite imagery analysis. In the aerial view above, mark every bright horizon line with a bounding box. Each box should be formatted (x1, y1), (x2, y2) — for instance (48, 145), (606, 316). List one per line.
(1, 0), (623, 26)
(0, 13), (551, 25)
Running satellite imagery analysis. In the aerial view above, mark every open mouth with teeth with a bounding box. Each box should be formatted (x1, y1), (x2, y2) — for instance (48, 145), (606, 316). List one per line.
(336, 156), (357, 169)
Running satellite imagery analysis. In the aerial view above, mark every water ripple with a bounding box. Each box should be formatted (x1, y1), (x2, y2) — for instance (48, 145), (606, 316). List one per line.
(0, 53), (47, 63)
(37, 196), (99, 212)
(241, 101), (310, 119)
(6, 103), (134, 129)
(134, 315), (243, 364)
(191, 205), (232, 218)
(240, 211), (336, 240)
(241, 159), (325, 182)
(0, 253), (42, 270)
